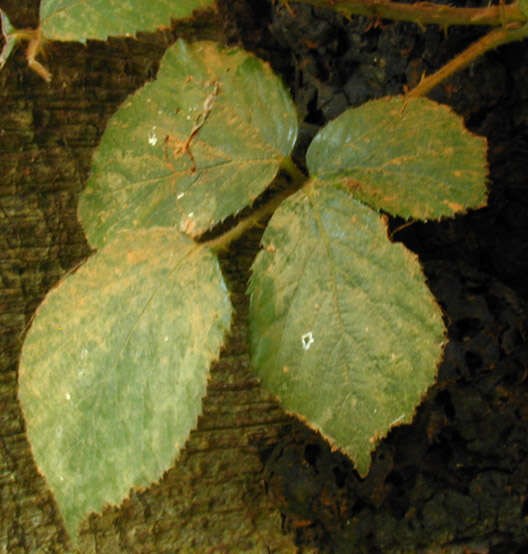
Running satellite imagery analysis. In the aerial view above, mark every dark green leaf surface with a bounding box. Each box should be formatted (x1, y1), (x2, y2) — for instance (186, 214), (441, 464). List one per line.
(306, 96), (488, 220)
(248, 183), (445, 476)
(18, 228), (231, 541)
(40, 0), (213, 41)
(79, 40), (298, 248)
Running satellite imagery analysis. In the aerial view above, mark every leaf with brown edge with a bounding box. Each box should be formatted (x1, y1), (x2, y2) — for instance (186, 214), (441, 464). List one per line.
(40, 0), (214, 42)
(79, 40), (298, 248)
(306, 96), (488, 220)
(18, 227), (232, 543)
(248, 183), (445, 476)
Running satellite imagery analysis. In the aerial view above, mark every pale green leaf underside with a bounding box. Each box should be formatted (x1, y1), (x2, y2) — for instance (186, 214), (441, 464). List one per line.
(18, 228), (232, 540)
(307, 96), (488, 220)
(40, 0), (213, 41)
(79, 40), (298, 248)
(248, 184), (445, 476)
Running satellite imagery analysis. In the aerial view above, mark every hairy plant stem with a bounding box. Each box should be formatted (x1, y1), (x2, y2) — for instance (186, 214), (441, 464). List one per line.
(204, 156), (307, 253)
(292, 0), (526, 28)
(0, 24), (51, 81)
(407, 22), (528, 98)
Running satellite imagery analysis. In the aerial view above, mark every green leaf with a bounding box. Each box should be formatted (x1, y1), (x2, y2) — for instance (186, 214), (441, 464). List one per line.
(306, 96), (488, 220)
(18, 227), (232, 541)
(40, 0), (214, 42)
(248, 183), (445, 476)
(0, 9), (16, 70)
(520, 0), (528, 17)
(79, 39), (298, 248)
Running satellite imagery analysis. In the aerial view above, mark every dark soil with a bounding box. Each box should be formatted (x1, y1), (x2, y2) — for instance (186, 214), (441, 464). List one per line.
(1, 0), (528, 552)
(219, 1), (528, 552)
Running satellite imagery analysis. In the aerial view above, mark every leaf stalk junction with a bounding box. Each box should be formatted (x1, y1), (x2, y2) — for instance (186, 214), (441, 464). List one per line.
(203, 155), (308, 253)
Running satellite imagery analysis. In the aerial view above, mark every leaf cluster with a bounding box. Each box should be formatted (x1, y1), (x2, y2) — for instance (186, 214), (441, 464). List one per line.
(2, 0), (521, 545)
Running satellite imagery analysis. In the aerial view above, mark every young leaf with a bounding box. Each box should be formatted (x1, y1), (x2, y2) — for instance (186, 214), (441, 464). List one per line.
(79, 39), (298, 248)
(40, 0), (214, 42)
(18, 227), (232, 542)
(306, 96), (488, 220)
(248, 183), (445, 476)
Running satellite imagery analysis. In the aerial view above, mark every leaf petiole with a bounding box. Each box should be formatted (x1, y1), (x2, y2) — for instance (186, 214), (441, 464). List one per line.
(204, 156), (306, 252)
(0, 13), (51, 82)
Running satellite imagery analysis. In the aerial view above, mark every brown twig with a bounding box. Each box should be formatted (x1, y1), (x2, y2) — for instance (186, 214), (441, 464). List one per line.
(406, 22), (528, 98)
(0, 20), (51, 82)
(26, 28), (51, 82)
(292, 0), (526, 28)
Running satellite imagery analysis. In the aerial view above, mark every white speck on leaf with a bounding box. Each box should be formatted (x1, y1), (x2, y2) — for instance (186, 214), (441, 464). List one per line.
(65, 392), (71, 401)
(301, 332), (314, 350)
(390, 414), (405, 426)
(177, 192), (185, 200)
(188, 212), (194, 218)
(148, 130), (158, 146)
(164, 336), (169, 342)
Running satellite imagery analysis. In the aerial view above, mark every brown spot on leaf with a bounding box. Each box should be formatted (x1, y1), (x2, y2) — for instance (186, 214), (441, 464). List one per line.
(444, 200), (464, 213)
(343, 178), (362, 192)
(126, 251), (146, 264)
